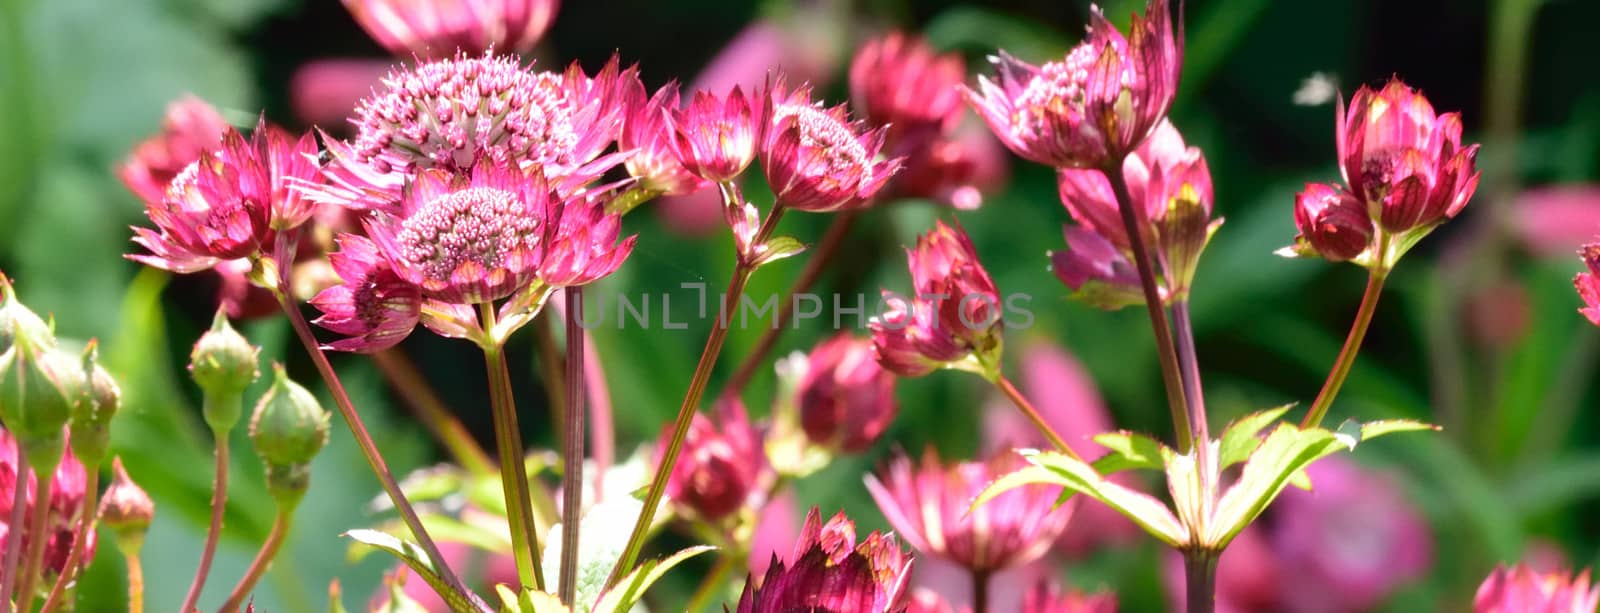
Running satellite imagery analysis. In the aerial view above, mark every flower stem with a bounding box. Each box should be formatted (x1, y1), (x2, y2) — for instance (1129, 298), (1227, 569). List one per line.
(684, 552), (734, 612)
(723, 209), (862, 395)
(179, 430), (229, 613)
(972, 569), (991, 613)
(219, 501), (297, 613)
(37, 470), (99, 613)
(1184, 552), (1217, 613)
(14, 462), (57, 612)
(272, 233), (481, 610)
(1170, 300), (1210, 450)
(603, 202), (789, 592)
(479, 303), (545, 592)
(994, 375), (1082, 462)
(370, 349), (495, 477)
(118, 537), (145, 613)
(558, 288), (586, 605)
(0, 450), (28, 612)
(1103, 163), (1193, 452)
(1301, 271), (1387, 429)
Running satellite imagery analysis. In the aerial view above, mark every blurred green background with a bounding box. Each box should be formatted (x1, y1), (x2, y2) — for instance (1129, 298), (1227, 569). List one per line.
(1, 0), (1598, 610)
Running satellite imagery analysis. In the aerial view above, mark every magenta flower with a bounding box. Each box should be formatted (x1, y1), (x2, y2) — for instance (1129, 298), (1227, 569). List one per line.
(867, 448), (1073, 574)
(315, 53), (635, 212)
(737, 507), (914, 613)
(620, 82), (706, 197)
(763, 79), (902, 212)
(310, 234), (422, 353)
(1287, 183), (1374, 262)
(1338, 78), (1480, 235)
(1510, 186), (1600, 257)
(1054, 119), (1218, 302)
(342, 0), (558, 60)
(796, 333), (899, 453)
(871, 221), (1003, 377)
(849, 33), (965, 145)
(289, 58), (391, 130)
(0, 430), (94, 578)
(1576, 243), (1600, 327)
(1021, 579), (1118, 613)
(657, 397), (767, 521)
(1475, 564), (1599, 613)
(119, 95), (229, 206)
(129, 119), (320, 273)
(668, 85), (764, 183)
(965, 0), (1180, 169)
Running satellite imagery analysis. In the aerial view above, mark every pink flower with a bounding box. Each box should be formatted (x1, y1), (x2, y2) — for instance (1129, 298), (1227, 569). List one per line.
(849, 33), (965, 147)
(796, 333), (898, 453)
(748, 490), (801, 577)
(965, 0), (1180, 169)
(1475, 564), (1600, 613)
(0, 430), (94, 578)
(668, 85), (764, 183)
(736, 508), (914, 613)
(763, 80), (902, 212)
(1576, 243), (1600, 327)
(868, 448), (1072, 575)
(620, 82), (706, 197)
(1288, 183), (1374, 262)
(1021, 579), (1118, 613)
(310, 234), (422, 353)
(315, 53), (635, 212)
(871, 221), (1003, 377)
(657, 397), (768, 521)
(1510, 186), (1600, 257)
(1054, 120), (1218, 300)
(118, 95), (229, 206)
(288, 58), (391, 130)
(1050, 226), (1147, 309)
(129, 119), (320, 273)
(1338, 79), (1480, 234)
(341, 0), (558, 60)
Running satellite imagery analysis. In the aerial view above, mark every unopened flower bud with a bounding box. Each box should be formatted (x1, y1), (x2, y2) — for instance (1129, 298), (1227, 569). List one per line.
(69, 346), (121, 467)
(0, 343), (77, 469)
(796, 334), (898, 453)
(0, 272), (53, 356)
(99, 457), (155, 542)
(190, 308), (260, 431)
(250, 364), (330, 504)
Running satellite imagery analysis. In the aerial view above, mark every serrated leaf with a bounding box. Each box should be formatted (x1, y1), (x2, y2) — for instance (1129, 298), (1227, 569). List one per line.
(976, 451), (1187, 547)
(1090, 430), (1166, 474)
(344, 529), (479, 613)
(593, 545), (716, 613)
(1218, 405), (1295, 468)
(1360, 419), (1438, 440)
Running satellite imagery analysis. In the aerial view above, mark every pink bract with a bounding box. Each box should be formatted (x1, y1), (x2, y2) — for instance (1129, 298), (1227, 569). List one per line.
(342, 0), (558, 60)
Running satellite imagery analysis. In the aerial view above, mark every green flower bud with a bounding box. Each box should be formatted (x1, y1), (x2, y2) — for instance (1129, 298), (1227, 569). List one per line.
(0, 272), (53, 356)
(265, 462), (311, 507)
(190, 308), (260, 398)
(249, 363), (330, 477)
(99, 457), (155, 543)
(0, 343), (77, 468)
(69, 344), (121, 467)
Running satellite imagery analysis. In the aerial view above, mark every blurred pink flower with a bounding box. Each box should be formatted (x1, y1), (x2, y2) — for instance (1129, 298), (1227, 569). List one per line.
(1576, 243), (1600, 327)
(342, 0), (558, 60)
(0, 430), (94, 578)
(620, 82), (706, 197)
(908, 568), (1116, 613)
(737, 508), (914, 613)
(118, 95), (229, 206)
(656, 397), (768, 521)
(1510, 186), (1600, 257)
(796, 333), (898, 453)
(747, 490), (800, 577)
(288, 58), (391, 130)
(1475, 563), (1599, 613)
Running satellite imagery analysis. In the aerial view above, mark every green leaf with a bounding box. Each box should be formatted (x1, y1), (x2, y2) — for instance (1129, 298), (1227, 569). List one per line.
(752, 235), (807, 267)
(542, 497), (645, 612)
(343, 529), (480, 613)
(1217, 405), (1295, 468)
(976, 451), (1187, 547)
(592, 545), (716, 613)
(1359, 419), (1438, 440)
(1090, 430), (1166, 474)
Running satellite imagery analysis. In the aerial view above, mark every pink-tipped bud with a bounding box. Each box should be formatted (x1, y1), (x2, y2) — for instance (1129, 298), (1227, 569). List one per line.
(796, 334), (898, 453)
(1290, 182), (1374, 262)
(99, 457), (155, 540)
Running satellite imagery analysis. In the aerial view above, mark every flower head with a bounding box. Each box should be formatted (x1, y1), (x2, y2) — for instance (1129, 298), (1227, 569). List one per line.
(1475, 564), (1599, 613)
(0, 430), (94, 578)
(620, 82), (706, 196)
(871, 221), (1003, 377)
(119, 96), (230, 206)
(796, 333), (898, 453)
(1576, 243), (1600, 327)
(737, 508), (914, 613)
(763, 80), (902, 212)
(849, 33), (965, 144)
(867, 448), (1073, 573)
(342, 0), (558, 59)
(965, 0), (1180, 168)
(1287, 182), (1375, 262)
(310, 235), (423, 353)
(658, 397), (767, 521)
(669, 85), (764, 183)
(1338, 78), (1480, 235)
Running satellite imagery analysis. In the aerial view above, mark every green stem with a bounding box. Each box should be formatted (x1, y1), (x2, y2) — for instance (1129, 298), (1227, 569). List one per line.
(1171, 300), (1211, 449)
(1301, 270), (1387, 429)
(603, 198), (789, 591)
(0, 449), (28, 612)
(37, 470), (99, 613)
(558, 288), (586, 605)
(179, 430), (229, 613)
(994, 375), (1082, 462)
(371, 349), (495, 477)
(219, 502), (297, 613)
(1104, 163), (1193, 452)
(479, 303), (545, 592)
(118, 537), (145, 613)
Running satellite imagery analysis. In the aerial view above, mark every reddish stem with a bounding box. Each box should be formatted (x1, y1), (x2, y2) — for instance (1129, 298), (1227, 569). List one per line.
(179, 433), (228, 613)
(995, 375), (1083, 462)
(0, 449), (29, 612)
(37, 470), (99, 613)
(558, 287), (586, 604)
(1301, 271), (1387, 429)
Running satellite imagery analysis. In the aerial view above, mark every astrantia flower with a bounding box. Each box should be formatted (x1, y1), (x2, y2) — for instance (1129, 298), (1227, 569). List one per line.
(867, 449), (1072, 574)
(965, 0), (1180, 169)
(737, 507), (914, 613)
(1286, 182), (1375, 262)
(796, 333), (898, 453)
(1475, 564), (1599, 613)
(1049, 226), (1147, 309)
(315, 53), (635, 212)
(0, 430), (95, 578)
(1575, 243), (1600, 327)
(310, 235), (422, 353)
(1338, 79), (1480, 236)
(658, 397), (767, 521)
(342, 0), (558, 60)
(119, 95), (229, 206)
(620, 82), (705, 197)
(1021, 579), (1118, 613)
(669, 85), (764, 183)
(763, 80), (902, 212)
(1053, 119), (1219, 303)
(871, 221), (1003, 377)
(849, 33), (965, 145)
